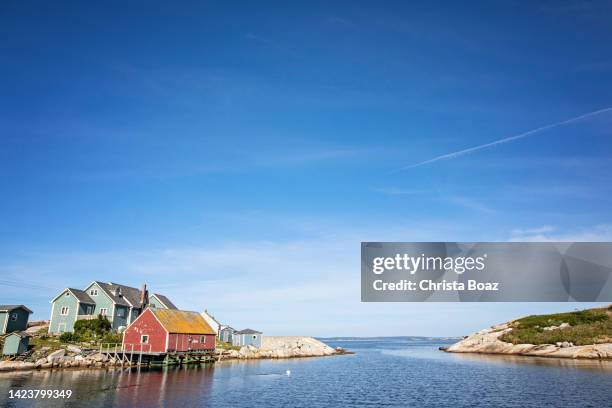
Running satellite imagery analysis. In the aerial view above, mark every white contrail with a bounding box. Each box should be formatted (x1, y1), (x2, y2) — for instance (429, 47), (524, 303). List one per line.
(395, 107), (612, 171)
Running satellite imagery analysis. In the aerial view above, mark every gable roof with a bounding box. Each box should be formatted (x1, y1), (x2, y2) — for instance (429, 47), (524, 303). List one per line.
(92, 281), (175, 310)
(4, 331), (30, 338)
(235, 328), (262, 334)
(0, 305), (33, 314)
(68, 289), (95, 305)
(151, 293), (177, 309)
(50, 289), (94, 304)
(94, 281), (138, 307)
(150, 309), (216, 334)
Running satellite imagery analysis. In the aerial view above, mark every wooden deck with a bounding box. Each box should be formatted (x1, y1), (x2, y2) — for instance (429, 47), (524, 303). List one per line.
(99, 343), (217, 367)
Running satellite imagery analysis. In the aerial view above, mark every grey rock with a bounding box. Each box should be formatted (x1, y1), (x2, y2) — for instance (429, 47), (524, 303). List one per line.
(0, 361), (36, 371)
(67, 345), (82, 354)
(89, 353), (108, 362)
(47, 349), (65, 363)
(35, 358), (48, 367)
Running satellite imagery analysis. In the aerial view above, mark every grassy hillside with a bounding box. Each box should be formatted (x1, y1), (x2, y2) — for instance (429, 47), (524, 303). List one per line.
(500, 306), (612, 346)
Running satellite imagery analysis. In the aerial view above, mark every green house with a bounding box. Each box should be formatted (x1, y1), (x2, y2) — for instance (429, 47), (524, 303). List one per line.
(49, 281), (177, 334)
(0, 305), (33, 335)
(2, 332), (31, 355)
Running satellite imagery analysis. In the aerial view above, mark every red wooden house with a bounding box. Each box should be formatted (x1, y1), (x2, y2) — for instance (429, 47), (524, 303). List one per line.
(123, 308), (216, 353)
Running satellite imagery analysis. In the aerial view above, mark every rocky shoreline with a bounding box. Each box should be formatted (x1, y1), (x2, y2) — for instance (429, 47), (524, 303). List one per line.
(444, 322), (612, 359)
(0, 336), (347, 372)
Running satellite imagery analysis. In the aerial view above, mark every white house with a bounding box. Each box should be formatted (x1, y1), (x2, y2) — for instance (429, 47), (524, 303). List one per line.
(200, 309), (221, 335)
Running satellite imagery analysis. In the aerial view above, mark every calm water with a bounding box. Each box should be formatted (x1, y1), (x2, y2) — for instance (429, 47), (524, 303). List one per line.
(1, 338), (611, 407)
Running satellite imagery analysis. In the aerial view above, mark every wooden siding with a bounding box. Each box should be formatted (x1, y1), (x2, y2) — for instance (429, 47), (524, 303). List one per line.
(148, 296), (166, 309)
(2, 334), (29, 355)
(233, 333), (262, 348)
(49, 291), (79, 333)
(0, 313), (6, 335)
(84, 282), (117, 327)
(167, 333), (215, 352)
(123, 308), (167, 353)
(4, 308), (29, 333)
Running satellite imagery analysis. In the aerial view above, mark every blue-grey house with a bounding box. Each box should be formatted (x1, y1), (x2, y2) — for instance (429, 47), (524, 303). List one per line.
(0, 305), (33, 334)
(219, 325), (235, 343)
(232, 329), (263, 348)
(49, 282), (177, 334)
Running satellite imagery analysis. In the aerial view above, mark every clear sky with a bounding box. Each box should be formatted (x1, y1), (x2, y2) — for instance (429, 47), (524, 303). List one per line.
(1, 1), (611, 336)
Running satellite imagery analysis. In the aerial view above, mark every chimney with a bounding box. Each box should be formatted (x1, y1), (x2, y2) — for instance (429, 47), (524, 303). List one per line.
(140, 283), (149, 308)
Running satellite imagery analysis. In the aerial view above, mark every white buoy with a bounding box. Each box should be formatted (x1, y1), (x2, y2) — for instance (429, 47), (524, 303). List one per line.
(286, 370), (291, 376)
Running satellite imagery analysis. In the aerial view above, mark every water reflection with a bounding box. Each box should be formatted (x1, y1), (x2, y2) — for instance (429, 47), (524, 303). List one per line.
(447, 351), (612, 372)
(1, 341), (610, 408)
(0, 365), (215, 408)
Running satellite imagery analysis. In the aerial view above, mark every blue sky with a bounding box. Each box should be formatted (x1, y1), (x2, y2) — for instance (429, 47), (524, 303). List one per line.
(1, 1), (611, 336)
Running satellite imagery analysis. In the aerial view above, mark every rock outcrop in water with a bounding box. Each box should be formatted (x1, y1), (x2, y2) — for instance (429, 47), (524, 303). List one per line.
(445, 322), (612, 359)
(217, 336), (345, 360)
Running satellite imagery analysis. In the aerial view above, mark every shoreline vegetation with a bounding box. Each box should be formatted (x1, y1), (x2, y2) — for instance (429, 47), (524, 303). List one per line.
(443, 306), (612, 360)
(0, 325), (349, 373)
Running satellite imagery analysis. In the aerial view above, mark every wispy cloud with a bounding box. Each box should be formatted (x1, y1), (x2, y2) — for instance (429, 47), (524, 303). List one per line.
(511, 226), (557, 236)
(510, 224), (612, 242)
(395, 107), (612, 170)
(374, 187), (421, 195)
(447, 196), (494, 214)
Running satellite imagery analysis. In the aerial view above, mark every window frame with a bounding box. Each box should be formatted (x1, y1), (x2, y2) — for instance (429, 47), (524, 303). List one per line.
(90, 289), (98, 296)
(60, 307), (70, 315)
(99, 308), (108, 316)
(10, 313), (18, 321)
(141, 335), (149, 344)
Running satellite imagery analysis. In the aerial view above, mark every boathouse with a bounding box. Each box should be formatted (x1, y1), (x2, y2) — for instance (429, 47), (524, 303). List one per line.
(123, 308), (216, 353)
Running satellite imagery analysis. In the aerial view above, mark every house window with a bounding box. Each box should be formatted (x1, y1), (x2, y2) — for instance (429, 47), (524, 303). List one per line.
(10, 313), (18, 321)
(60, 307), (69, 315)
(117, 308), (125, 317)
(90, 289), (98, 296)
(200, 336), (205, 343)
(141, 335), (149, 344)
(99, 308), (108, 316)
(86, 305), (93, 315)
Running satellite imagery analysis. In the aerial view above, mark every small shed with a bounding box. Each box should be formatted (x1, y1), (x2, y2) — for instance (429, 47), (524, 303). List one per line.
(232, 329), (263, 348)
(123, 308), (216, 353)
(2, 332), (31, 356)
(0, 305), (33, 334)
(219, 326), (235, 343)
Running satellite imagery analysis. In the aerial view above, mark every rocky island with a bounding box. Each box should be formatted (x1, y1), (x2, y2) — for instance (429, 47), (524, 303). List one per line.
(444, 306), (612, 359)
(217, 336), (347, 360)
